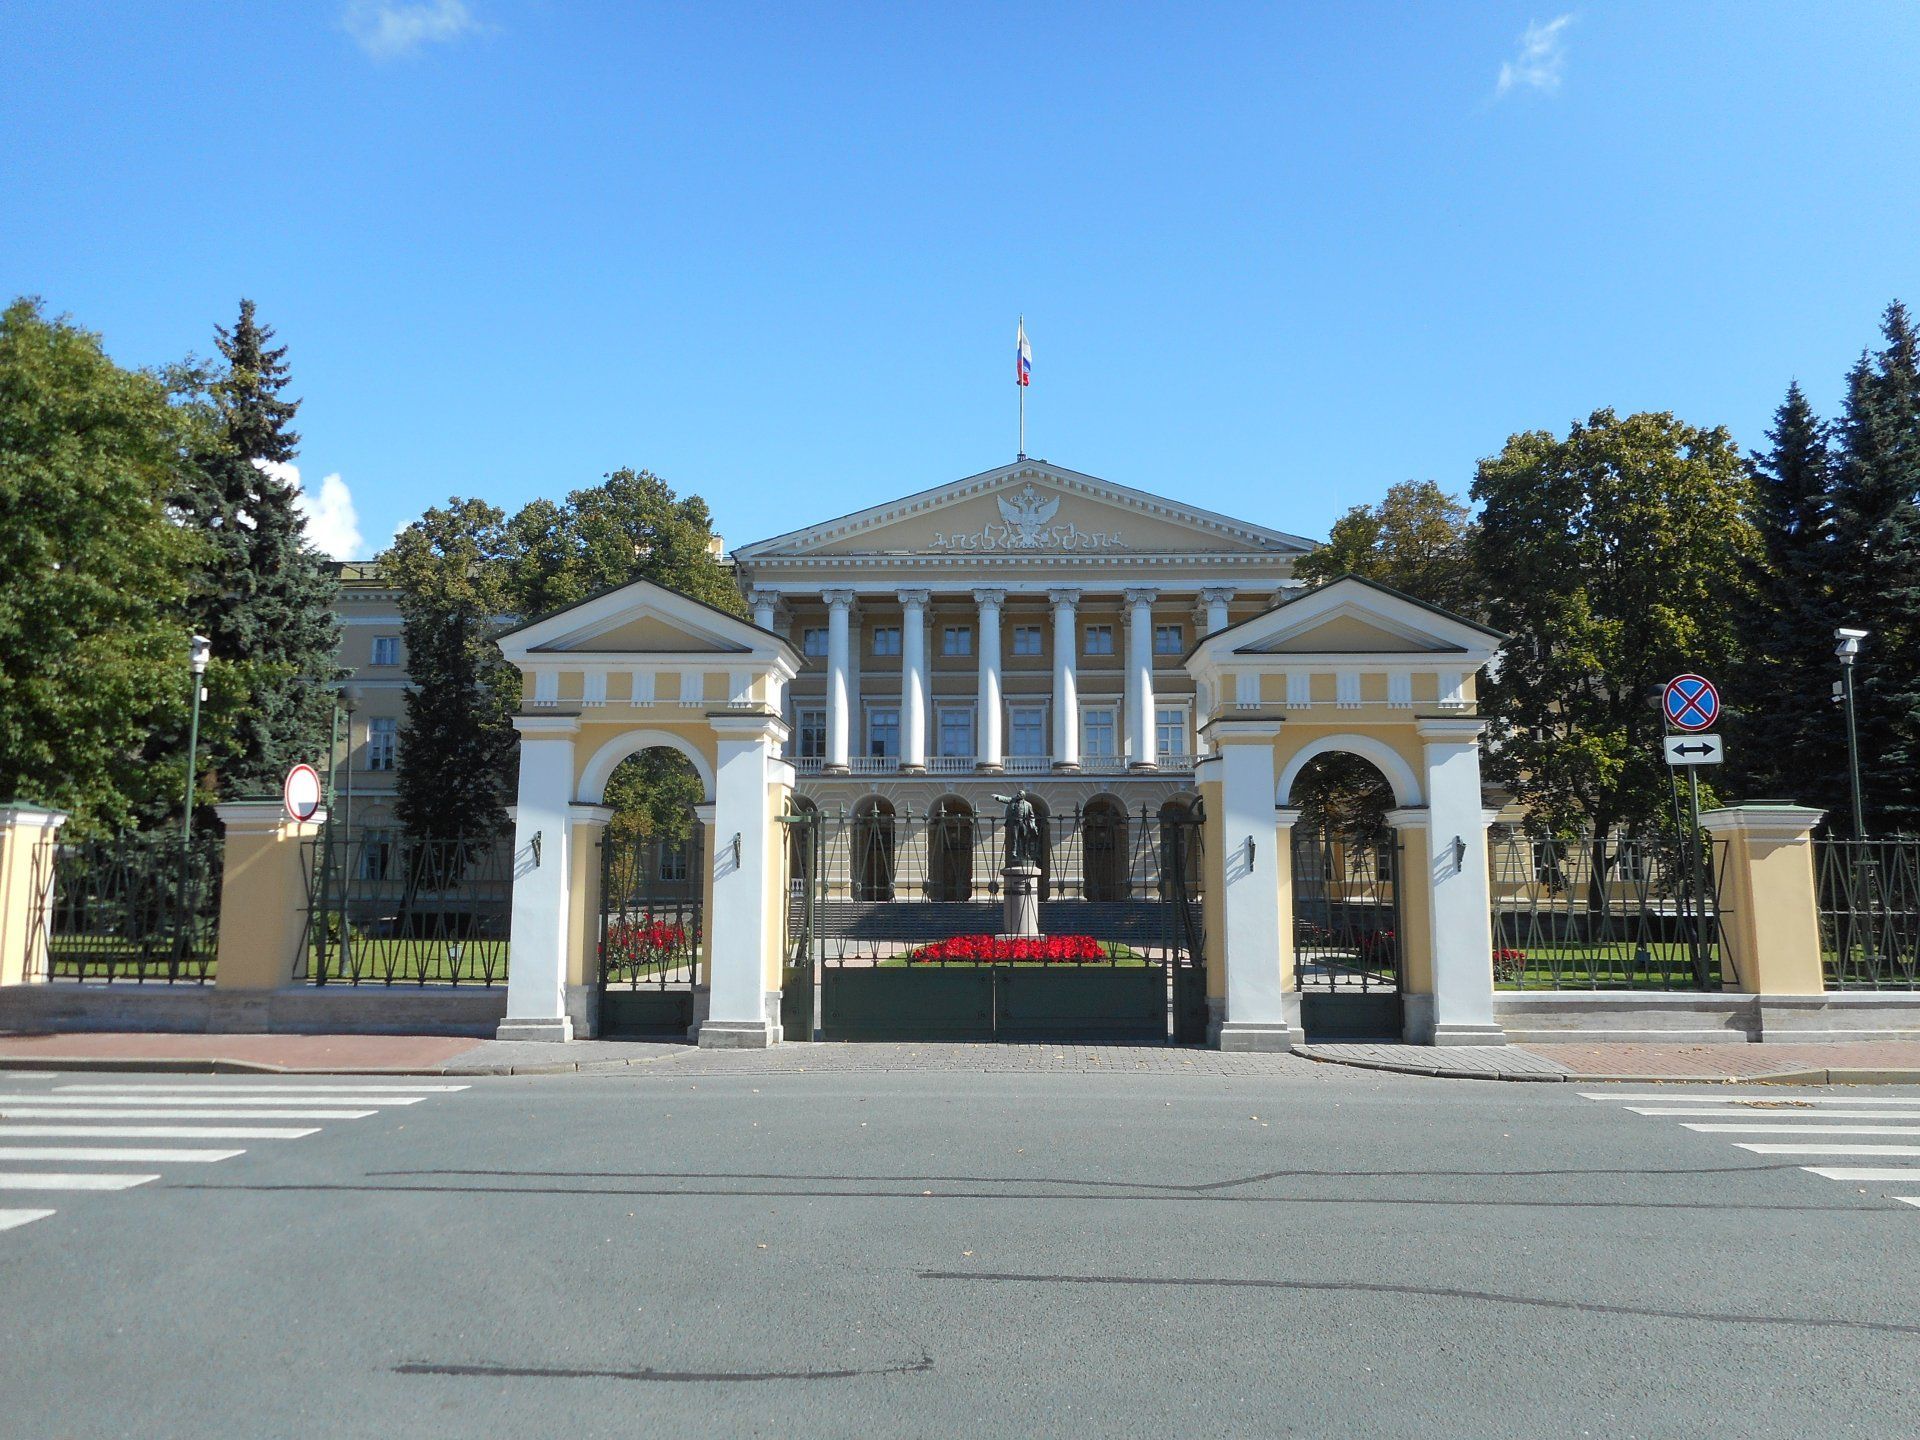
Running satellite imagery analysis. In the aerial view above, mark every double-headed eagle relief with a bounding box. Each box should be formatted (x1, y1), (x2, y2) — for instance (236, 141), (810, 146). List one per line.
(929, 484), (1126, 553)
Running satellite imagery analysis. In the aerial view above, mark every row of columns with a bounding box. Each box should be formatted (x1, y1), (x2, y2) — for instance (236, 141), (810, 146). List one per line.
(754, 585), (1239, 773)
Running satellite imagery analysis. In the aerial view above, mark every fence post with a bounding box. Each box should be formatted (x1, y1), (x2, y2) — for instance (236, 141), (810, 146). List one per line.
(0, 803), (68, 986)
(1697, 805), (1826, 995)
(213, 800), (325, 990)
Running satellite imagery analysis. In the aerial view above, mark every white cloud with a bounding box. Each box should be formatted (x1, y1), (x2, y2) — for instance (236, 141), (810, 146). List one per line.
(256, 459), (366, 560)
(344, 0), (478, 61)
(1497, 15), (1575, 97)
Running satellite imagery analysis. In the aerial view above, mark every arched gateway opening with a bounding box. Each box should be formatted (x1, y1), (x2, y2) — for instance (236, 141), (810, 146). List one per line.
(1286, 751), (1404, 1041)
(595, 745), (708, 1038)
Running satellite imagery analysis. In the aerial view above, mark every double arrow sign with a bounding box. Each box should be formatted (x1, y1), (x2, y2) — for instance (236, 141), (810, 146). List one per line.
(1663, 734), (1723, 767)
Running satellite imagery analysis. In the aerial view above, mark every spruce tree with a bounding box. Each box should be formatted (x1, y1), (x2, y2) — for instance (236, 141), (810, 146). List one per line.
(185, 301), (342, 797)
(1731, 383), (1845, 813)
(1828, 302), (1920, 831)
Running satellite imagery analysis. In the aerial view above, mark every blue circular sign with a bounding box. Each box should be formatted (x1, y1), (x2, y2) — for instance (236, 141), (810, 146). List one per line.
(1663, 674), (1719, 732)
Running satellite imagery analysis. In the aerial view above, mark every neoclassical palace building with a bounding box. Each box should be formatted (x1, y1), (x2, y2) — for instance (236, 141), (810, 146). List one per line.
(731, 458), (1319, 819)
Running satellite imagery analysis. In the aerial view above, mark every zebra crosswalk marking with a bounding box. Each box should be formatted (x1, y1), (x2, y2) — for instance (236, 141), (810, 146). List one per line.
(54, 1083), (470, 1095)
(0, 1124), (321, 1140)
(0, 1147), (244, 1163)
(0, 1093), (428, 1107)
(0, 1107), (379, 1121)
(0, 1174), (156, 1191)
(0, 1209), (55, 1231)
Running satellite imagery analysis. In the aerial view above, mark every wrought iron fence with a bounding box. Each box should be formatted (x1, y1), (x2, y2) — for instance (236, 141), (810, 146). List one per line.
(298, 829), (512, 986)
(1488, 830), (1724, 990)
(35, 831), (222, 984)
(1816, 838), (1920, 989)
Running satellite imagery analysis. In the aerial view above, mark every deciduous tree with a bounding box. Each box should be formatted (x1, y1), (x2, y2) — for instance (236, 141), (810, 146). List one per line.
(1294, 480), (1483, 618)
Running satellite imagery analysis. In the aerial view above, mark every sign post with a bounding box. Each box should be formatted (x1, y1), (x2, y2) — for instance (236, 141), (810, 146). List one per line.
(1660, 675), (1723, 988)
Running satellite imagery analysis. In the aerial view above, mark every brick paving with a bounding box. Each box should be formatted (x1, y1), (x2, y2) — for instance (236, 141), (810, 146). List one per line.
(1524, 1039), (1920, 1081)
(0, 1031), (480, 1072)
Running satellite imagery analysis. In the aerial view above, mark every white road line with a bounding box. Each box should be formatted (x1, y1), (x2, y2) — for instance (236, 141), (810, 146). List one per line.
(0, 1173), (157, 1191)
(54, 1083), (468, 1094)
(0, 1125), (319, 1140)
(1898, 1198), (1920, 1209)
(0, 1108), (376, 1120)
(0, 1209), (55, 1231)
(0, 1147), (243, 1163)
(1804, 1167), (1920, 1182)
(1629, 1107), (1920, 1119)
(0, 1094), (426, 1107)
(1684, 1123), (1920, 1135)
(1736, 1143), (1920, 1156)
(1583, 1092), (1920, 1105)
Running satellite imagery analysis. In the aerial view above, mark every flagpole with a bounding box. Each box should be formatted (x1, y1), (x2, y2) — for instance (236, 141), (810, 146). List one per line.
(1017, 313), (1026, 460)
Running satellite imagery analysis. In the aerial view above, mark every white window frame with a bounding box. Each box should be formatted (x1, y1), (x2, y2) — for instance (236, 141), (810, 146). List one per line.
(370, 635), (401, 667)
(936, 703), (975, 758)
(1079, 703), (1119, 759)
(1154, 703), (1191, 760)
(871, 626), (902, 657)
(942, 625), (973, 657)
(865, 704), (901, 759)
(802, 627), (829, 658)
(1007, 701), (1048, 757)
(1011, 625), (1044, 657)
(1152, 623), (1183, 656)
(1083, 624), (1115, 657)
(365, 716), (398, 772)
(793, 706), (827, 759)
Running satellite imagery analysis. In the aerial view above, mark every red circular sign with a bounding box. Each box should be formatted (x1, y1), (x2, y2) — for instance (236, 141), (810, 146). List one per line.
(1662, 674), (1720, 732)
(283, 763), (324, 822)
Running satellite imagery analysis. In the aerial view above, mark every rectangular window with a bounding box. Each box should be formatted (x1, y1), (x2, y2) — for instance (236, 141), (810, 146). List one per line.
(802, 627), (829, 658)
(1011, 625), (1043, 656)
(370, 636), (401, 667)
(938, 708), (973, 758)
(658, 842), (689, 884)
(1084, 625), (1114, 657)
(366, 716), (397, 772)
(867, 707), (899, 758)
(1008, 704), (1047, 757)
(357, 829), (396, 881)
(872, 626), (901, 657)
(1153, 624), (1183, 656)
(1155, 706), (1188, 759)
(795, 708), (827, 759)
(942, 625), (973, 657)
(1081, 707), (1116, 758)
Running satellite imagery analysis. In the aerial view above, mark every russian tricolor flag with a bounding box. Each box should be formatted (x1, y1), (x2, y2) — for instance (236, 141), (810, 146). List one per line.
(1016, 320), (1031, 387)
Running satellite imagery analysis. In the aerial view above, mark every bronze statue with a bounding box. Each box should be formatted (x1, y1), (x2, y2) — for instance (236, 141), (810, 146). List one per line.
(992, 790), (1045, 870)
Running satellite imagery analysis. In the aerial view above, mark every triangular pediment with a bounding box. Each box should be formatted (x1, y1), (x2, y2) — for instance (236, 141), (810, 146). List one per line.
(732, 460), (1314, 560)
(496, 578), (794, 663)
(1188, 576), (1506, 667)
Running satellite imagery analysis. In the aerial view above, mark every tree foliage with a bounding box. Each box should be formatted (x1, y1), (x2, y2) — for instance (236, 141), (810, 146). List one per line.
(1471, 409), (1757, 839)
(0, 299), (207, 833)
(1294, 479), (1484, 617)
(177, 300), (340, 797)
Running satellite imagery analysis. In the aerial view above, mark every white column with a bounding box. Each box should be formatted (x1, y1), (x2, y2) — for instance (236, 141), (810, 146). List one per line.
(973, 587), (1005, 772)
(698, 713), (786, 1047)
(1416, 717), (1504, 1045)
(1049, 588), (1080, 770)
(823, 588), (854, 773)
(1199, 587), (1235, 636)
(1208, 721), (1300, 1050)
(748, 587), (780, 632)
(898, 588), (929, 773)
(499, 715), (579, 1042)
(1125, 587), (1158, 770)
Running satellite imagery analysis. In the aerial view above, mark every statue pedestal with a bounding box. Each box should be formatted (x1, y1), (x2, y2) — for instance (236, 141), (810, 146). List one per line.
(1000, 862), (1043, 940)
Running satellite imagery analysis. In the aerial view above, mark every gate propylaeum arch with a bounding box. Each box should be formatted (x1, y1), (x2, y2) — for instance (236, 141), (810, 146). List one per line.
(491, 578), (801, 1046)
(1185, 576), (1509, 1050)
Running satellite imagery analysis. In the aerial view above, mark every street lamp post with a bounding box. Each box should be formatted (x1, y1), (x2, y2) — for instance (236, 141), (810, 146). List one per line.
(1835, 627), (1869, 840)
(182, 635), (211, 851)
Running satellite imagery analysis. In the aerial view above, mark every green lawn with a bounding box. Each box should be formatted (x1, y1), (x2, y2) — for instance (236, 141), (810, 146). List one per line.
(306, 936), (508, 985)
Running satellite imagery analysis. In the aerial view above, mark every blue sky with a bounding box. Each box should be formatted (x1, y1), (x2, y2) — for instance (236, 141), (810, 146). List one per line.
(3, 3), (1916, 559)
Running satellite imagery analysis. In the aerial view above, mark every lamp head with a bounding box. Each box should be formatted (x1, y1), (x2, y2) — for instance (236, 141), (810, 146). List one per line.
(341, 683), (364, 712)
(189, 635), (212, 675)
(1835, 626), (1869, 663)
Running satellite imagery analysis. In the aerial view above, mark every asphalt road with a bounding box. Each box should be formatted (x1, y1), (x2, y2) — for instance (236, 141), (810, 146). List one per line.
(2, 1058), (1918, 1439)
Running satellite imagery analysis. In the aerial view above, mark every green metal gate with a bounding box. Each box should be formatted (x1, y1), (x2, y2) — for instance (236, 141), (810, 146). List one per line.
(792, 802), (1206, 1044)
(1293, 825), (1403, 1039)
(598, 822), (702, 1037)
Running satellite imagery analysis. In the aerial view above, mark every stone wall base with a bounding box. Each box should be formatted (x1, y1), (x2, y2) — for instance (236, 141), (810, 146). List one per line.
(0, 983), (506, 1038)
(1495, 990), (1920, 1044)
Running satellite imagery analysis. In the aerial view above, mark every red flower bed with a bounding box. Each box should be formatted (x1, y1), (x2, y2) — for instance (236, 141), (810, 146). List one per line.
(605, 915), (693, 968)
(909, 934), (1106, 963)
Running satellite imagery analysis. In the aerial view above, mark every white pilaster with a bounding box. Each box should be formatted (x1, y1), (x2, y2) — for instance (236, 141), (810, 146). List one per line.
(899, 588), (930, 773)
(1050, 588), (1080, 771)
(973, 587), (1005, 772)
(1199, 587), (1235, 636)
(499, 714), (580, 1042)
(823, 588), (854, 773)
(1416, 717), (1504, 1045)
(698, 712), (788, 1048)
(1125, 587), (1158, 770)
(1209, 719), (1300, 1050)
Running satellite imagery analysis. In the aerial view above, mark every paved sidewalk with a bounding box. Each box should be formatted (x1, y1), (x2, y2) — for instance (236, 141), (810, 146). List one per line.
(1299, 1039), (1920, 1084)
